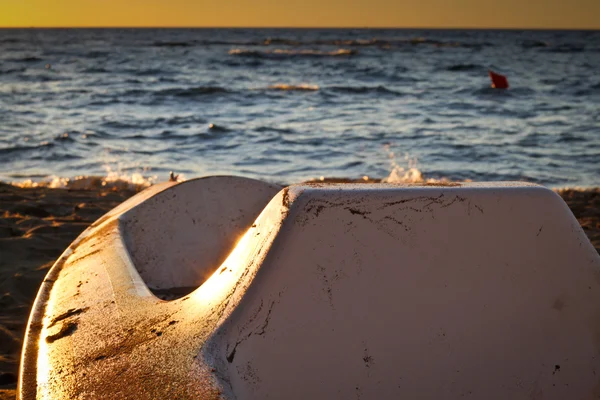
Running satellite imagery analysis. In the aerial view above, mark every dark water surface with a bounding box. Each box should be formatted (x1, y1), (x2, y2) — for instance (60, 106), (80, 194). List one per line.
(0, 29), (599, 187)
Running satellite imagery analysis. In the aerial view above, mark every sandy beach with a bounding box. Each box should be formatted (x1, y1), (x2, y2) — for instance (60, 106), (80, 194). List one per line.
(0, 181), (598, 399)
(0, 182), (138, 400)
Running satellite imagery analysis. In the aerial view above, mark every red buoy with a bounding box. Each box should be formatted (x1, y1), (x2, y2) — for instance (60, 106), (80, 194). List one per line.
(489, 70), (509, 89)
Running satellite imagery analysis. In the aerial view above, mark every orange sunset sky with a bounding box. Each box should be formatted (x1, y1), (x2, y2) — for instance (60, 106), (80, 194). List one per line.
(0, 0), (599, 29)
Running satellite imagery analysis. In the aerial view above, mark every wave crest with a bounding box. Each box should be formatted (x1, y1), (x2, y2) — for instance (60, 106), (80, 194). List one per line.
(155, 86), (229, 97)
(446, 64), (482, 72)
(11, 171), (160, 190)
(229, 48), (357, 58)
(268, 84), (320, 91)
(147, 37), (489, 49)
(153, 41), (193, 47)
(329, 85), (401, 95)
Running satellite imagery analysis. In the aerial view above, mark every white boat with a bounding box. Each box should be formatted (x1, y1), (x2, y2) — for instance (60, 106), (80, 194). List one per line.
(19, 176), (600, 399)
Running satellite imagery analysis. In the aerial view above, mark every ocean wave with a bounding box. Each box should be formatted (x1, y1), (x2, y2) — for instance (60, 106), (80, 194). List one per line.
(86, 50), (111, 59)
(10, 172), (158, 190)
(204, 143), (240, 152)
(346, 37), (484, 48)
(470, 87), (514, 97)
(159, 130), (189, 139)
(148, 37), (486, 49)
(547, 43), (585, 53)
(254, 126), (295, 134)
(254, 135), (281, 144)
(155, 86), (230, 98)
(521, 40), (549, 48)
(222, 58), (264, 68)
(156, 115), (207, 126)
(149, 37), (467, 48)
(307, 37), (471, 48)
(0, 67), (26, 74)
(407, 37), (447, 46)
(153, 40), (262, 47)
(53, 133), (76, 143)
(446, 64), (482, 72)
(10, 72), (64, 83)
(0, 142), (55, 157)
(203, 40), (263, 46)
(262, 37), (482, 48)
(88, 99), (125, 107)
(229, 48), (358, 58)
(83, 67), (110, 74)
(134, 68), (171, 76)
(79, 129), (114, 139)
(102, 120), (147, 130)
(13, 56), (43, 63)
(153, 41), (193, 47)
(31, 152), (82, 162)
(340, 160), (365, 169)
(557, 133), (586, 143)
(263, 38), (302, 46)
(96, 84), (368, 100)
(262, 83), (402, 95)
(573, 89), (600, 97)
(313, 38), (390, 46)
(268, 84), (320, 91)
(329, 85), (401, 95)
(153, 39), (266, 47)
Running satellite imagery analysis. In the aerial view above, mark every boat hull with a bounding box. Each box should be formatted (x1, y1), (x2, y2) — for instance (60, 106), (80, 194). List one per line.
(19, 178), (600, 399)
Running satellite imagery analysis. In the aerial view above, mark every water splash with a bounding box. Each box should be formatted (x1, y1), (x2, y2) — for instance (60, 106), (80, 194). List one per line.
(381, 145), (425, 184)
(380, 145), (460, 184)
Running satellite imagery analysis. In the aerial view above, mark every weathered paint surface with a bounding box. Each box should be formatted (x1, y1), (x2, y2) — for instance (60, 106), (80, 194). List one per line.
(119, 176), (281, 294)
(19, 179), (600, 399)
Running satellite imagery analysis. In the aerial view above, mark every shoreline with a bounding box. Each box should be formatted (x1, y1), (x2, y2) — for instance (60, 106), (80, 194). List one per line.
(0, 181), (598, 398)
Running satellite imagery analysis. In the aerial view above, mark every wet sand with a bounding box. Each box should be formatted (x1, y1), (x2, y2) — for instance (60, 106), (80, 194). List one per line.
(0, 182), (598, 398)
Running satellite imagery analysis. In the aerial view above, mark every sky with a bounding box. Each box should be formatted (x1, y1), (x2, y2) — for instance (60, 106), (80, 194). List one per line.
(1, 0), (599, 29)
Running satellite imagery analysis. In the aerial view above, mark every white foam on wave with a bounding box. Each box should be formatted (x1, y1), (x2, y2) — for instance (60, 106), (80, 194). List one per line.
(9, 165), (171, 190)
(12, 174), (155, 190)
(268, 84), (320, 91)
(228, 48), (356, 57)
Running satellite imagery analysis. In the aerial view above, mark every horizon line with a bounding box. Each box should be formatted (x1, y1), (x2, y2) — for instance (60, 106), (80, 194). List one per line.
(1, 26), (599, 31)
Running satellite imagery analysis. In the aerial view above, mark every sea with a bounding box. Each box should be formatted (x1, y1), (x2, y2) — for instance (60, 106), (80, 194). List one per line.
(0, 28), (599, 188)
